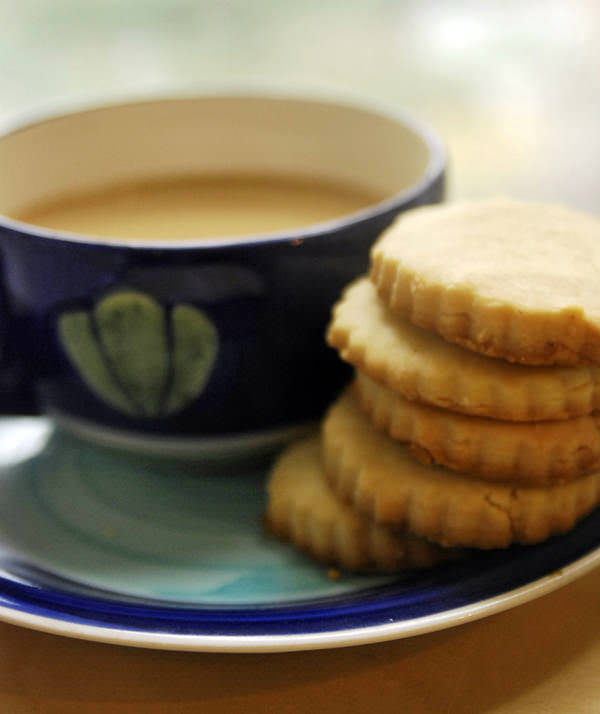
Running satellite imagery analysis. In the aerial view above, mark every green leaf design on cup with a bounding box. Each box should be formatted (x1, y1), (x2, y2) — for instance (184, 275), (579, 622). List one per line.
(58, 291), (219, 418)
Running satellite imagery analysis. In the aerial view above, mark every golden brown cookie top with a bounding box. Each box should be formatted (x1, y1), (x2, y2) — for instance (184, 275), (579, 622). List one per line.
(370, 198), (600, 365)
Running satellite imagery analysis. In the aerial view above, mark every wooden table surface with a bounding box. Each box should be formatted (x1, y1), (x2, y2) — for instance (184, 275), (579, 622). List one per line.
(3, 564), (599, 714)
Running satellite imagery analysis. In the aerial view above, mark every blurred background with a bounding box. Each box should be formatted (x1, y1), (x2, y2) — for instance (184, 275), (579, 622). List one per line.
(1, 0), (599, 211)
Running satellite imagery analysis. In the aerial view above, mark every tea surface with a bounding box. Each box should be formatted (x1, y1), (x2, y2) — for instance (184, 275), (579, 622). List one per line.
(16, 174), (382, 241)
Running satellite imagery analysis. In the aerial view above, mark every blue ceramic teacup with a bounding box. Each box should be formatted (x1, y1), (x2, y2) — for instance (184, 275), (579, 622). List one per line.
(0, 95), (444, 457)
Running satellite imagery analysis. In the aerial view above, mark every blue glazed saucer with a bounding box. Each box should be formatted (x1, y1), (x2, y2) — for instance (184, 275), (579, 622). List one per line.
(0, 417), (599, 652)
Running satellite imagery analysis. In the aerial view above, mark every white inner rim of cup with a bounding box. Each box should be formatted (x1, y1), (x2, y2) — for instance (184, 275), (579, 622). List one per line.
(0, 95), (444, 248)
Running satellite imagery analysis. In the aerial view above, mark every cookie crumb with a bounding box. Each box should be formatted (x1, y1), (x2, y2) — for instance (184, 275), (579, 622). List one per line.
(327, 568), (341, 580)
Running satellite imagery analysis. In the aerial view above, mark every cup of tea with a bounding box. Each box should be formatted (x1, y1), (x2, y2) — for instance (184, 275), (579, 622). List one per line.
(0, 94), (445, 458)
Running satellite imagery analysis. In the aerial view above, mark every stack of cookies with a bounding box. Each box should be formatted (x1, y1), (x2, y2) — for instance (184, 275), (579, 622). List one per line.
(266, 199), (600, 572)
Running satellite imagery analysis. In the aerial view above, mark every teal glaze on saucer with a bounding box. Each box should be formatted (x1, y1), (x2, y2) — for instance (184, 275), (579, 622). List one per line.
(0, 419), (394, 604)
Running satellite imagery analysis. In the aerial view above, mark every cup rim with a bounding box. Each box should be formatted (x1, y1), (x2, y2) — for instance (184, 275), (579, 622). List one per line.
(0, 92), (446, 251)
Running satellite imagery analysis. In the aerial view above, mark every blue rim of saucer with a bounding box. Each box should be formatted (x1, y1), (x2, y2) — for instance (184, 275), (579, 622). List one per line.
(1, 507), (598, 647)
